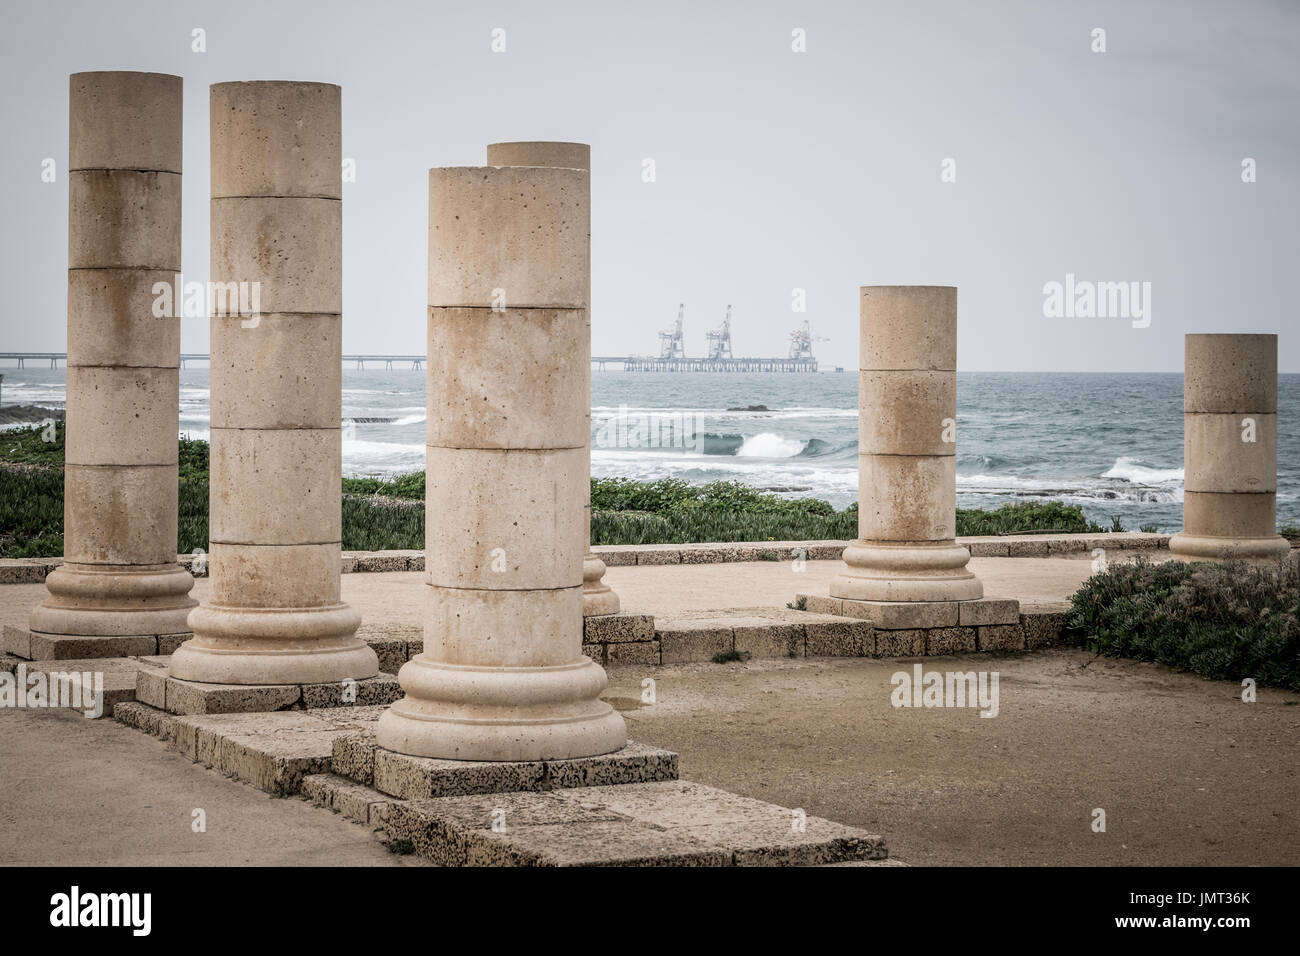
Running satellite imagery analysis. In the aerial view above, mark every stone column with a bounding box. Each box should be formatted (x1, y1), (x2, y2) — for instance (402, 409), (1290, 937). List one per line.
(169, 81), (377, 684)
(829, 286), (982, 602)
(376, 163), (627, 760)
(30, 72), (197, 645)
(1169, 334), (1288, 559)
(485, 141), (620, 616)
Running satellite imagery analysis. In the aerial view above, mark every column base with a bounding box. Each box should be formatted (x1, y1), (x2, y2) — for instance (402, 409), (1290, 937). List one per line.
(377, 656), (628, 762)
(28, 563), (197, 638)
(582, 554), (620, 616)
(169, 602), (378, 685)
(1167, 532), (1291, 560)
(829, 541), (983, 602)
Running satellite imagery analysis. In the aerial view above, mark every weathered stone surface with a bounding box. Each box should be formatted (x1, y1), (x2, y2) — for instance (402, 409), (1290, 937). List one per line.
(976, 624), (1025, 652)
(734, 623), (803, 659)
(583, 614), (654, 644)
(135, 662), (168, 709)
(331, 731), (380, 785)
(836, 599), (958, 629)
(636, 547), (683, 565)
(164, 678), (302, 715)
(371, 740), (678, 800)
(1007, 539), (1050, 557)
(301, 773), (393, 825)
(113, 700), (176, 739)
(300, 673), (403, 709)
(380, 781), (886, 867)
(29, 632), (158, 660)
(606, 641), (660, 666)
(925, 626), (977, 655)
(1022, 607), (1070, 649)
(801, 595), (842, 616)
(804, 619), (872, 657)
(957, 599), (1021, 627)
(657, 623), (733, 663)
(873, 629), (924, 657)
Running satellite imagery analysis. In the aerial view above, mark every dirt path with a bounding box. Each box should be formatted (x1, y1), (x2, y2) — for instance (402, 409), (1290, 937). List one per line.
(604, 649), (1300, 866)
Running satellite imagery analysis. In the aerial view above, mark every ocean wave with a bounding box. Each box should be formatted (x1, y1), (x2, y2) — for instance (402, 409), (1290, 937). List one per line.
(1101, 456), (1184, 484)
(736, 432), (807, 458)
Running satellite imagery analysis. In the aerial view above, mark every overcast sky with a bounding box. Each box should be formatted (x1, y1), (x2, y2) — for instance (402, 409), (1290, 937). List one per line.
(1, 0), (1296, 371)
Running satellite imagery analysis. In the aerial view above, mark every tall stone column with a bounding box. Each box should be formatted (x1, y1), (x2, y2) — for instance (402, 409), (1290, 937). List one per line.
(169, 81), (377, 684)
(376, 163), (627, 760)
(484, 141), (620, 616)
(30, 72), (197, 645)
(1169, 334), (1288, 559)
(829, 286), (982, 602)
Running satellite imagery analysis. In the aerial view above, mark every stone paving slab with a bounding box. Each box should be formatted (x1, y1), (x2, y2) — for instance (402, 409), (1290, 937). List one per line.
(384, 780), (888, 867)
(156, 672), (402, 715)
(2, 656), (144, 718)
(2, 624), (189, 661)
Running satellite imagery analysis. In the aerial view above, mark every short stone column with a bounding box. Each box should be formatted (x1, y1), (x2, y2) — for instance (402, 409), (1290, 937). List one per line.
(829, 286), (982, 602)
(169, 81), (377, 684)
(485, 141), (620, 616)
(376, 163), (627, 760)
(1169, 334), (1288, 559)
(29, 72), (197, 647)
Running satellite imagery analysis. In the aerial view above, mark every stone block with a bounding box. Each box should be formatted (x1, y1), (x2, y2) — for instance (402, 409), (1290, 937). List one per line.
(1007, 539), (1050, 557)
(636, 547), (682, 565)
(872, 629), (925, 657)
(1022, 609), (1069, 649)
(957, 599), (1021, 626)
(733, 624), (803, 659)
(164, 677), (302, 715)
(801, 595), (843, 615)
(29, 632), (158, 660)
(582, 613), (654, 644)
(837, 600), (958, 629)
(299, 673), (403, 709)
(925, 626), (977, 655)
(657, 623), (733, 664)
(805, 619), (872, 657)
(976, 624), (1025, 652)
(606, 641), (660, 666)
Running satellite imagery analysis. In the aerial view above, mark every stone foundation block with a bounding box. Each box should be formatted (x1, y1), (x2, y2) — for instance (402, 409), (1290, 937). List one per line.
(957, 599), (1021, 627)
(925, 626), (977, 655)
(583, 613), (654, 644)
(976, 624), (1025, 651)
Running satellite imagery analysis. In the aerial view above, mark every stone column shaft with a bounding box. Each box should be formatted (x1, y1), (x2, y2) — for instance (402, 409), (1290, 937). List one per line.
(169, 81), (376, 684)
(485, 141), (620, 616)
(30, 71), (197, 641)
(1169, 334), (1288, 559)
(376, 163), (626, 760)
(829, 286), (982, 602)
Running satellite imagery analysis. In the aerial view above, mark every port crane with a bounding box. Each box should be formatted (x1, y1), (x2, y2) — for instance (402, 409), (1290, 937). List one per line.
(706, 305), (734, 360)
(788, 320), (828, 361)
(658, 304), (686, 359)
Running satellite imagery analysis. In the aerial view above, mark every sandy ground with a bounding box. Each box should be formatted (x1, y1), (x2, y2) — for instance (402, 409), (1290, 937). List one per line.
(3, 554), (1296, 866)
(0, 707), (423, 866)
(605, 651), (1300, 866)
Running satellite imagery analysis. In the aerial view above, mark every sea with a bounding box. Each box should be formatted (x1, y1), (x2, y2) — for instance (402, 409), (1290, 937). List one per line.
(2, 368), (1297, 534)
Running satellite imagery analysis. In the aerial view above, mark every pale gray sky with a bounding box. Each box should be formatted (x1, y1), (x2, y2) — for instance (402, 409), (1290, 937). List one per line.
(1, 0), (1296, 370)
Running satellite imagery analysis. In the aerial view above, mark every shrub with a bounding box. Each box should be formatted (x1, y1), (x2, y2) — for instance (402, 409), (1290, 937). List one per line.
(1064, 557), (1300, 690)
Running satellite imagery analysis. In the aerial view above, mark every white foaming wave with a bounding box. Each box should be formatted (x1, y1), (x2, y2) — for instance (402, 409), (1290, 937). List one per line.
(389, 413), (427, 426)
(1101, 456), (1184, 484)
(735, 432), (805, 458)
(179, 428), (210, 442)
(958, 471), (1183, 504)
(342, 438), (424, 460)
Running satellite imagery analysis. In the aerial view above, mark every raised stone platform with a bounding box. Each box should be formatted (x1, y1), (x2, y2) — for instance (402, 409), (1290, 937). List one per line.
(381, 781), (887, 866)
(2, 624), (191, 661)
(135, 660), (403, 715)
(332, 728), (678, 797)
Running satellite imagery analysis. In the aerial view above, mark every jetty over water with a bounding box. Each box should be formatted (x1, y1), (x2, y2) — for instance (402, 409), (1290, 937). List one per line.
(3, 352), (818, 373)
(592, 355), (818, 372)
